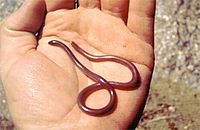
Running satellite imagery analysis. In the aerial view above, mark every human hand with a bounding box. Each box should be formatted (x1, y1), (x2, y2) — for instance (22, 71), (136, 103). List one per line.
(0, 0), (155, 129)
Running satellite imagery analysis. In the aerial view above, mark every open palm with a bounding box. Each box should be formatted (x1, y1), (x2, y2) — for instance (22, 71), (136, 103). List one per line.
(0, 0), (155, 129)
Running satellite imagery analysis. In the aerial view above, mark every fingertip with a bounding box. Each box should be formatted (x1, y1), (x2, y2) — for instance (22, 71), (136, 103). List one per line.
(101, 0), (129, 24)
(79, 0), (101, 9)
(45, 0), (75, 12)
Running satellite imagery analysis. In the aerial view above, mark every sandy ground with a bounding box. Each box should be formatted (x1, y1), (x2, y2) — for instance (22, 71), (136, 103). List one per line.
(136, 79), (200, 130)
(0, 0), (199, 129)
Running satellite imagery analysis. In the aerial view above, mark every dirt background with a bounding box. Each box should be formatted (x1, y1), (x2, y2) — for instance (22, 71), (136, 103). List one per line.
(0, 0), (199, 130)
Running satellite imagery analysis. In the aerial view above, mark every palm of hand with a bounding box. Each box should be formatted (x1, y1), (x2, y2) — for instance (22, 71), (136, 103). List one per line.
(1, 3), (154, 130)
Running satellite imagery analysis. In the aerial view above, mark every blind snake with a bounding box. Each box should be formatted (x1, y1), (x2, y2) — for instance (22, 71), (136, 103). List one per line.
(48, 40), (140, 116)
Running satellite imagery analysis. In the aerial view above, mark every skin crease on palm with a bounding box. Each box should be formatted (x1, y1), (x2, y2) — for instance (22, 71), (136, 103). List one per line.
(0, 0), (155, 130)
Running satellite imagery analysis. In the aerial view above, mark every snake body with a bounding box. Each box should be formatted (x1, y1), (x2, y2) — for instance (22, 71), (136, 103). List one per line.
(48, 40), (140, 116)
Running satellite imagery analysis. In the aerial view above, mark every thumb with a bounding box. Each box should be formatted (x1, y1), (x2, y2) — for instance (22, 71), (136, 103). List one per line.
(0, 0), (46, 79)
(4, 0), (46, 33)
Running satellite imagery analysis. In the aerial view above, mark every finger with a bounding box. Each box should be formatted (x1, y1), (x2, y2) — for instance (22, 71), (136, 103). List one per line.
(127, 0), (156, 45)
(45, 0), (75, 12)
(79, 0), (101, 8)
(101, 0), (129, 23)
(4, 0), (46, 33)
